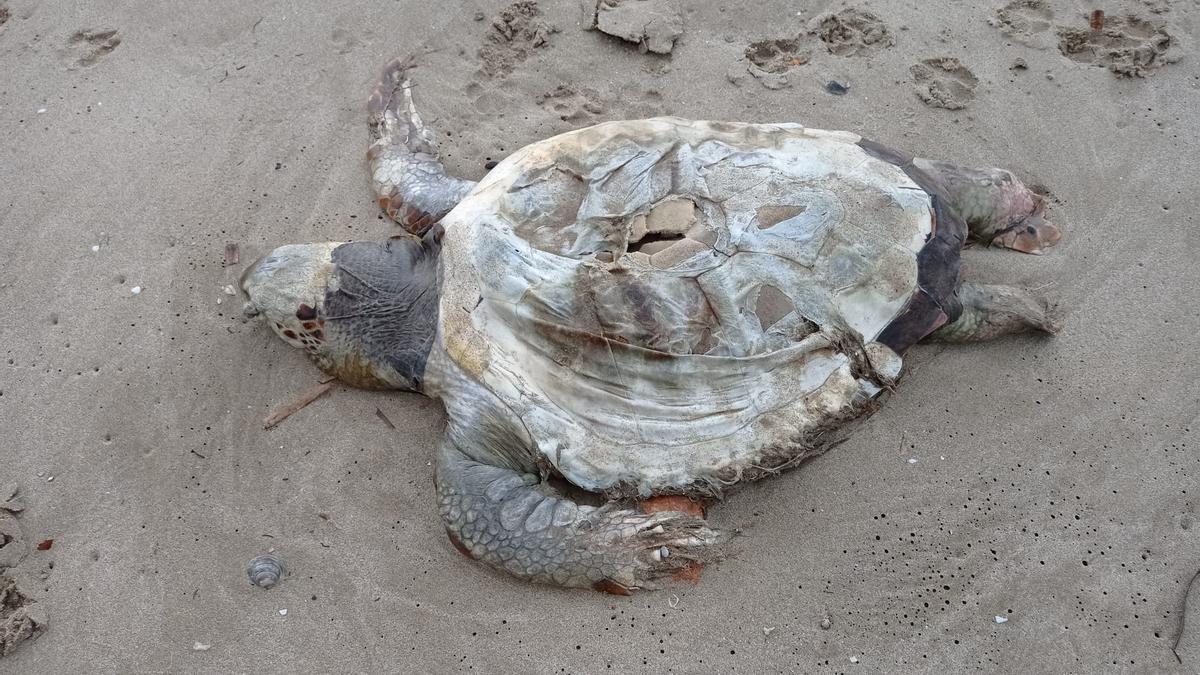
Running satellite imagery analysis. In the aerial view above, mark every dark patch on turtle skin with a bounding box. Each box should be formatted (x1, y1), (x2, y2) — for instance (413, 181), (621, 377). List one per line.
(323, 233), (442, 391)
(296, 303), (318, 321)
(446, 527), (477, 559)
(376, 191), (440, 237)
(857, 137), (966, 353)
(592, 579), (633, 596)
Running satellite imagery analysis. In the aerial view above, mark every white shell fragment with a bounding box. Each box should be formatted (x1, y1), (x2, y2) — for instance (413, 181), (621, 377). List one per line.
(192, 642), (211, 651)
(432, 118), (927, 496)
(246, 553), (286, 588)
(130, 286), (142, 295)
(994, 615), (1008, 624)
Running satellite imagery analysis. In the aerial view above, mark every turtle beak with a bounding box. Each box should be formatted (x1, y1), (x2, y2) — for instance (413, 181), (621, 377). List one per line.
(991, 215), (1061, 255)
(239, 254), (267, 317)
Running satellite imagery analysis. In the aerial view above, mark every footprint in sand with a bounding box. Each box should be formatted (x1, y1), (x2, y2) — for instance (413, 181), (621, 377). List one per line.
(1057, 15), (1177, 77)
(537, 85), (605, 122)
(990, 0), (1055, 48)
(991, 1), (1178, 77)
(477, 1), (557, 79)
(739, 7), (891, 90)
(742, 38), (810, 90)
(330, 28), (359, 55)
(810, 8), (894, 56)
(64, 28), (121, 67)
(910, 57), (977, 110)
(745, 38), (811, 73)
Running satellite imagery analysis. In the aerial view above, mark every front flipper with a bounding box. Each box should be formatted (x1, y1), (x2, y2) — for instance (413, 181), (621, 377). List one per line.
(927, 282), (1060, 343)
(435, 439), (724, 593)
(367, 56), (477, 236)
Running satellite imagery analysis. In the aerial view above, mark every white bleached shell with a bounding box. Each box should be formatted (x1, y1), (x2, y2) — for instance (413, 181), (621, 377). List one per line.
(246, 553), (286, 588)
(430, 118), (925, 496)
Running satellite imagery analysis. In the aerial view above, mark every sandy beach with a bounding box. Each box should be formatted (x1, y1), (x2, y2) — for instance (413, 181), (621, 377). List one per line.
(1, 0), (1198, 671)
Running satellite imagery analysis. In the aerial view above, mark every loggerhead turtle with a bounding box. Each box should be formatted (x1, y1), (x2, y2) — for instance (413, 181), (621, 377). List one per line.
(239, 58), (1061, 593)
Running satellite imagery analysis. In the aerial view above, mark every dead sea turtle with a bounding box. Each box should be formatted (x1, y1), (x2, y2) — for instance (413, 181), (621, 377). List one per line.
(240, 58), (1061, 593)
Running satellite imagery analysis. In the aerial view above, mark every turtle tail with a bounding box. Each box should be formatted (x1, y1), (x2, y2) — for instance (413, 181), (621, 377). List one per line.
(366, 56), (477, 236)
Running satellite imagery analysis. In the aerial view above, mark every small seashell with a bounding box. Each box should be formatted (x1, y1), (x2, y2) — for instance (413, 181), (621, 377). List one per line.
(246, 553), (286, 588)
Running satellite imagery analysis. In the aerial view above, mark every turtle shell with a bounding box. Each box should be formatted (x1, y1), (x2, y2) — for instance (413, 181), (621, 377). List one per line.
(432, 118), (963, 496)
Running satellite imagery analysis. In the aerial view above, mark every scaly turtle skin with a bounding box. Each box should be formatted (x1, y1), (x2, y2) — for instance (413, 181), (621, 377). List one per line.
(240, 58), (1060, 593)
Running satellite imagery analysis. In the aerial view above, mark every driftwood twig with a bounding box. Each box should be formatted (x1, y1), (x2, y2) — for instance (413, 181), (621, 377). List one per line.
(263, 381), (334, 429)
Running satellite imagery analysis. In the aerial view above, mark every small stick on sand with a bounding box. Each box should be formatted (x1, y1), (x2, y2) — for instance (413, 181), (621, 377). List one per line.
(263, 381), (334, 429)
(375, 407), (397, 430)
(224, 242), (240, 267)
(1090, 10), (1105, 31)
(1173, 568), (1200, 664)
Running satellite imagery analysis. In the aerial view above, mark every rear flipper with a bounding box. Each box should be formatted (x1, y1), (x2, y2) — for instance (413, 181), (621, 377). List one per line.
(914, 158), (1061, 254)
(367, 56), (476, 236)
(927, 282), (1060, 343)
(436, 439), (725, 593)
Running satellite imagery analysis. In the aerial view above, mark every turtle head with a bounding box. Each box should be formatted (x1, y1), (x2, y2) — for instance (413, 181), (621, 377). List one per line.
(240, 232), (443, 391)
(240, 242), (342, 345)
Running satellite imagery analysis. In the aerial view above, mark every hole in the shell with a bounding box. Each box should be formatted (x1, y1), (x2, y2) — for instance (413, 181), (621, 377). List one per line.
(628, 231), (685, 254)
(626, 197), (701, 257)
